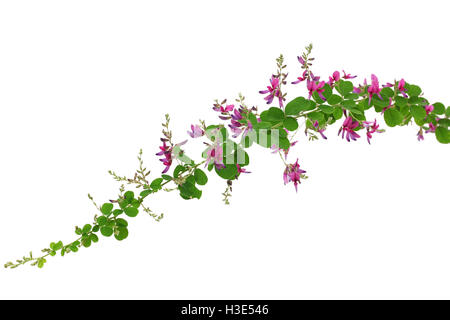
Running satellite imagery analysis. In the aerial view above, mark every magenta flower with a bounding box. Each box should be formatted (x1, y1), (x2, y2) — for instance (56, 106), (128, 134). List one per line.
(398, 78), (408, 97)
(338, 116), (361, 142)
(327, 71), (341, 86)
(307, 80), (326, 100)
(187, 125), (204, 138)
(156, 139), (173, 174)
(425, 105), (434, 115)
(283, 159), (307, 192)
(213, 104), (234, 113)
(417, 128), (424, 141)
(381, 98), (394, 114)
(236, 164), (250, 175)
(425, 122), (436, 133)
(259, 76), (283, 107)
(228, 106), (252, 138)
(362, 119), (383, 144)
(313, 120), (327, 139)
(342, 70), (357, 79)
(205, 144), (224, 169)
(367, 74), (382, 104)
(353, 86), (362, 94)
(292, 70), (308, 84)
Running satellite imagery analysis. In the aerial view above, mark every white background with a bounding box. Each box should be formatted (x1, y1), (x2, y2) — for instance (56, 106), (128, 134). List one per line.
(0, 0), (449, 299)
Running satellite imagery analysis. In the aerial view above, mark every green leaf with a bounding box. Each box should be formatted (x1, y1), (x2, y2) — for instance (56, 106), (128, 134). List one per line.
(381, 87), (394, 98)
(140, 189), (152, 197)
(267, 107), (285, 122)
(333, 107), (343, 120)
(113, 209), (123, 217)
(82, 224), (92, 234)
(285, 97), (313, 115)
(100, 203), (113, 216)
(337, 80), (354, 96)
(446, 107), (450, 117)
(194, 168), (208, 185)
(82, 238), (91, 248)
(162, 174), (172, 180)
(173, 165), (185, 178)
(215, 164), (238, 180)
(283, 117), (299, 131)
(408, 84), (422, 97)
(395, 96), (408, 107)
(278, 137), (291, 150)
(90, 234), (99, 243)
(435, 126), (450, 144)
(37, 258), (46, 268)
(318, 105), (334, 114)
(438, 118), (450, 128)
(115, 227), (129, 241)
(53, 241), (63, 251)
(124, 207), (139, 218)
(124, 191), (134, 202)
(100, 226), (113, 237)
(410, 105), (426, 122)
(308, 111), (325, 123)
(384, 108), (403, 127)
(150, 178), (164, 190)
(433, 103), (446, 115)
(327, 94), (342, 105)
(96, 216), (108, 226)
(116, 218), (128, 227)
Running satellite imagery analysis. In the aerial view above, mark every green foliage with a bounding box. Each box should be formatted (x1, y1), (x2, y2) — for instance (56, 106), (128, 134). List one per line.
(124, 206), (139, 218)
(435, 126), (450, 144)
(283, 117), (299, 131)
(150, 178), (164, 190)
(384, 108), (403, 127)
(194, 168), (208, 185)
(433, 103), (446, 115)
(336, 80), (354, 96)
(407, 84), (422, 97)
(100, 226), (113, 237)
(215, 164), (238, 180)
(101, 203), (113, 216)
(410, 105), (426, 123)
(285, 97), (315, 115)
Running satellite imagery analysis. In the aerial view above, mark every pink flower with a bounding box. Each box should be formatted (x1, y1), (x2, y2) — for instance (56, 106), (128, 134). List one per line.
(236, 164), (250, 176)
(425, 123), (436, 133)
(313, 120), (327, 139)
(425, 105), (434, 115)
(283, 159), (307, 192)
(292, 70), (308, 84)
(187, 125), (204, 138)
(398, 78), (407, 97)
(342, 70), (357, 79)
(259, 76), (284, 107)
(307, 80), (326, 100)
(417, 128), (424, 141)
(362, 119), (383, 144)
(367, 74), (382, 104)
(213, 104), (234, 113)
(327, 71), (341, 86)
(156, 139), (173, 173)
(338, 116), (361, 142)
(205, 144), (224, 169)
(381, 98), (394, 114)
